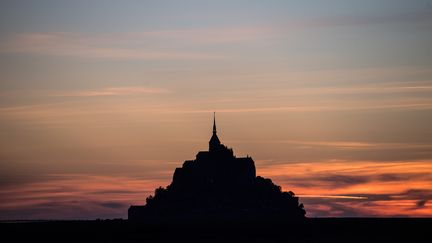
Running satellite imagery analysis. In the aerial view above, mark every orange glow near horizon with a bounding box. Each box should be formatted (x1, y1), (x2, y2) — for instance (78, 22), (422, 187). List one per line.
(257, 160), (432, 217)
(1, 160), (431, 219)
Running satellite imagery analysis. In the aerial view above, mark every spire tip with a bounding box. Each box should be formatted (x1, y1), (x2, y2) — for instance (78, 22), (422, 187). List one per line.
(213, 112), (217, 134)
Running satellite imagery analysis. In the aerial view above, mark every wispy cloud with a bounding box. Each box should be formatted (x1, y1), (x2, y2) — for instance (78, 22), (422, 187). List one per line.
(2, 97), (432, 130)
(298, 195), (368, 200)
(257, 160), (432, 217)
(161, 102), (432, 114)
(236, 140), (432, 151)
(54, 86), (171, 97)
(0, 174), (167, 220)
(0, 33), (208, 60)
(0, 28), (265, 60)
(1, 9), (430, 61)
(215, 81), (432, 102)
(1, 160), (431, 219)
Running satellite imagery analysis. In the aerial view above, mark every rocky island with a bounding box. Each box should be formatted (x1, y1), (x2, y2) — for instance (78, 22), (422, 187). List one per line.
(129, 114), (306, 222)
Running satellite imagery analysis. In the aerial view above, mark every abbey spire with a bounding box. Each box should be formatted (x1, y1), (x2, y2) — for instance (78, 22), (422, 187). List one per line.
(209, 112), (221, 151)
(213, 112), (217, 134)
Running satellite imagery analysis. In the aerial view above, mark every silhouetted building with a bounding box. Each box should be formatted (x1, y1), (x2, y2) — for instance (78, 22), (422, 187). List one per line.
(129, 114), (305, 222)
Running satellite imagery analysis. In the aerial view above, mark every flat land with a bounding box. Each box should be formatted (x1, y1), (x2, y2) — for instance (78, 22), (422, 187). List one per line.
(1, 218), (431, 242)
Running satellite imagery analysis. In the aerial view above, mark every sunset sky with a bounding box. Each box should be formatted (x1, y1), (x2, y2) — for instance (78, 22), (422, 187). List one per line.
(1, 0), (432, 219)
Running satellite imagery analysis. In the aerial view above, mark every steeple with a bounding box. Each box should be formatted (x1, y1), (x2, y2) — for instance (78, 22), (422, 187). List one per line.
(209, 112), (221, 151)
(213, 112), (217, 134)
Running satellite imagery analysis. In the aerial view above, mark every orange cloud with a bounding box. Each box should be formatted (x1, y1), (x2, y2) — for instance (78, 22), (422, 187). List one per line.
(257, 160), (432, 217)
(1, 160), (431, 219)
(0, 174), (169, 220)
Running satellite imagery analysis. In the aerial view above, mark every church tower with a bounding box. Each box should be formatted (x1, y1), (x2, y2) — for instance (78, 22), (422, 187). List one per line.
(209, 112), (221, 151)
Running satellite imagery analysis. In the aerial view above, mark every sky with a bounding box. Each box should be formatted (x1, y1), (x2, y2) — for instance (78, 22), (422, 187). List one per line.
(1, 0), (432, 219)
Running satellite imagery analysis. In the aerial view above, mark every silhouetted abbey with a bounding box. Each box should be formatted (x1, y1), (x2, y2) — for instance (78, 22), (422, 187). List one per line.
(129, 114), (306, 222)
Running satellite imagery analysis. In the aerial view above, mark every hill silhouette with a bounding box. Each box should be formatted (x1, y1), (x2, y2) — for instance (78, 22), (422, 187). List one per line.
(129, 114), (306, 222)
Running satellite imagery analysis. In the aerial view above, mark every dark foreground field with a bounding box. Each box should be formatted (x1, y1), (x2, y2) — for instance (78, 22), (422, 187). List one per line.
(1, 218), (431, 242)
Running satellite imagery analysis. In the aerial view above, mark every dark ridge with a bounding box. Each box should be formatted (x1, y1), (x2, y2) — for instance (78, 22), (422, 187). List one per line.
(128, 114), (306, 222)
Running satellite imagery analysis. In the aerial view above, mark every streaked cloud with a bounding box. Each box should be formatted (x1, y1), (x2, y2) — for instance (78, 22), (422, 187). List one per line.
(162, 103), (432, 114)
(4, 8), (429, 61)
(298, 195), (368, 200)
(229, 83), (432, 96)
(0, 28), (265, 60)
(236, 140), (432, 151)
(0, 174), (168, 220)
(0, 33), (214, 60)
(257, 160), (432, 217)
(1, 160), (431, 219)
(54, 86), (171, 97)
